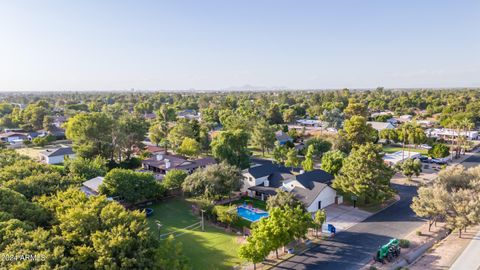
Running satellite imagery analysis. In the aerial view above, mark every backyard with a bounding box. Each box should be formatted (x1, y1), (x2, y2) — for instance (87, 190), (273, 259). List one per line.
(147, 198), (245, 270)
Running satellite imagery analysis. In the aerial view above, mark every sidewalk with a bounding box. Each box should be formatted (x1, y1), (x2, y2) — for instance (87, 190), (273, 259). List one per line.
(409, 225), (480, 270)
(450, 229), (480, 270)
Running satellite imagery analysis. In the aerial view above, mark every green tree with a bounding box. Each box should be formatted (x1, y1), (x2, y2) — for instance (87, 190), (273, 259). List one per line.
(64, 156), (107, 180)
(182, 162), (243, 199)
(149, 121), (170, 147)
(333, 143), (394, 204)
(65, 112), (114, 159)
(177, 137), (201, 157)
(272, 142), (288, 165)
(0, 187), (49, 226)
(411, 185), (449, 231)
(251, 119), (275, 156)
(100, 168), (164, 204)
(282, 108), (296, 123)
(429, 143), (450, 158)
(20, 188), (161, 269)
(213, 205), (238, 229)
(167, 119), (196, 148)
(115, 113), (149, 160)
(157, 104), (177, 122)
(301, 144), (315, 171)
(320, 150), (346, 175)
(379, 128), (398, 144)
(343, 98), (367, 119)
(285, 148), (299, 169)
(4, 172), (77, 200)
(163, 169), (188, 190)
(396, 158), (422, 180)
(266, 104), (284, 125)
(239, 233), (270, 270)
(313, 209), (326, 238)
(302, 137), (332, 156)
(340, 116), (378, 146)
(211, 130), (250, 169)
(322, 108), (344, 129)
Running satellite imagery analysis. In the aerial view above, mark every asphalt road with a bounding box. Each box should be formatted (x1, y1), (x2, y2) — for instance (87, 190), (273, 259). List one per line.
(271, 183), (424, 270)
(271, 151), (480, 270)
(458, 150), (480, 169)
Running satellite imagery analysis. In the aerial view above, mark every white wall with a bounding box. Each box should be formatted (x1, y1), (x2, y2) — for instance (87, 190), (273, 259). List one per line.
(306, 186), (337, 212)
(45, 154), (76, 164)
(241, 173), (269, 192)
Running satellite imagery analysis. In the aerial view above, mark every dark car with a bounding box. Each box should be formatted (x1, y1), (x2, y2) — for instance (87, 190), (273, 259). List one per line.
(418, 156), (430, 162)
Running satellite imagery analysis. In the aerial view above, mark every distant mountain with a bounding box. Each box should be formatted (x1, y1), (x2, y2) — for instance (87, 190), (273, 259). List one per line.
(221, 84), (289, 91)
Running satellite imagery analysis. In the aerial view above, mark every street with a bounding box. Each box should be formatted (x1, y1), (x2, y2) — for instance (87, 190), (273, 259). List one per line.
(271, 184), (424, 270)
(272, 150), (480, 270)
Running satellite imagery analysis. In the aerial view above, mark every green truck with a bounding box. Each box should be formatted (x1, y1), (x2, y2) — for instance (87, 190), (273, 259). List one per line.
(373, 238), (401, 263)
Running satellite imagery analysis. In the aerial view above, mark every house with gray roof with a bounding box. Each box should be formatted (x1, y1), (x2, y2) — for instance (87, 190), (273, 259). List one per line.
(141, 154), (216, 180)
(39, 146), (75, 164)
(241, 162), (338, 212)
(81, 176), (104, 196)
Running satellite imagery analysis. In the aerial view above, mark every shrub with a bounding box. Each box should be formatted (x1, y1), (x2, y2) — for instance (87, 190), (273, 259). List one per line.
(399, 239), (410, 248)
(416, 230), (422, 236)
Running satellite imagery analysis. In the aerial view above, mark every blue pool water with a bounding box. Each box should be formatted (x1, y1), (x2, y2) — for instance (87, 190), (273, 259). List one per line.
(237, 206), (269, 222)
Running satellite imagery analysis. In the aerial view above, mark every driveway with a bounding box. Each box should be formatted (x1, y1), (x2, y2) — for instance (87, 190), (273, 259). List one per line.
(323, 204), (372, 232)
(270, 184), (424, 270)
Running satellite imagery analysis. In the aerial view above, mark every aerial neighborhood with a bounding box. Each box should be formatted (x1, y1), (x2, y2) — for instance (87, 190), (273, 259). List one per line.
(1, 88), (480, 270)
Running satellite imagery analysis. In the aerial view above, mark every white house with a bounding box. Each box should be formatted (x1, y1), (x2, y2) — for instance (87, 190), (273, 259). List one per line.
(0, 132), (29, 144)
(39, 147), (76, 164)
(367, 121), (395, 132)
(427, 128), (479, 141)
(242, 163), (338, 212)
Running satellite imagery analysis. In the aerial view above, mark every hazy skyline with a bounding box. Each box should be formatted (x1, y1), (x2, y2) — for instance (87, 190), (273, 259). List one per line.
(0, 0), (479, 91)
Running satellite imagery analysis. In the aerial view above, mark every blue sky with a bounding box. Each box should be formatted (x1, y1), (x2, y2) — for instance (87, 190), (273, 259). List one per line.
(0, 0), (479, 91)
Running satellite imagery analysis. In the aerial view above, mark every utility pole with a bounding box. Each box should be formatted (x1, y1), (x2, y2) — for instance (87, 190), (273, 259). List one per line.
(201, 210), (205, 232)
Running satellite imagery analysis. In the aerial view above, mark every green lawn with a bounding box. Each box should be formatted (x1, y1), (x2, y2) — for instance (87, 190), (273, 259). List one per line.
(382, 145), (428, 155)
(147, 198), (244, 270)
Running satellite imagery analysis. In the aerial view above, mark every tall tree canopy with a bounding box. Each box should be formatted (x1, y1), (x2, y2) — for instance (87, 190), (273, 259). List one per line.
(211, 129), (250, 169)
(333, 143), (394, 204)
(182, 162), (243, 199)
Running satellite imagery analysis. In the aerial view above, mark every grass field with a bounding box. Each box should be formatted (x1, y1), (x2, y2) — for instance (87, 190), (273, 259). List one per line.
(147, 198), (244, 270)
(15, 147), (44, 160)
(382, 145), (428, 155)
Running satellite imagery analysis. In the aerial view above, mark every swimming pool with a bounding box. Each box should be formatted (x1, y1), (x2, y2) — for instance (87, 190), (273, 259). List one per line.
(237, 206), (269, 222)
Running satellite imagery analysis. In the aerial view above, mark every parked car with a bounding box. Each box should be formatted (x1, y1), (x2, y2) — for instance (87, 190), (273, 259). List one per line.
(431, 158), (447, 165)
(419, 144), (432, 149)
(418, 155), (430, 162)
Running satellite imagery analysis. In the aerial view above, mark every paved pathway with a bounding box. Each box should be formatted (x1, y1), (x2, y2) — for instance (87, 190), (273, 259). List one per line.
(450, 230), (480, 270)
